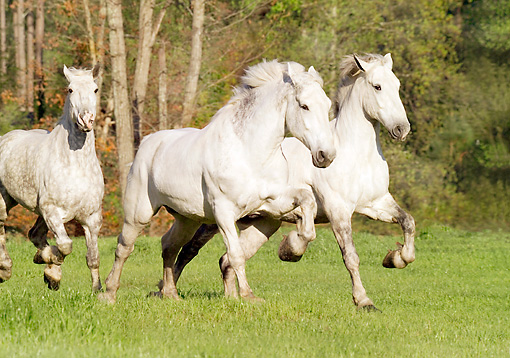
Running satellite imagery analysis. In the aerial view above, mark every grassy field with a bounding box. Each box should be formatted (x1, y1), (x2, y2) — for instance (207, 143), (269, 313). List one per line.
(0, 225), (509, 357)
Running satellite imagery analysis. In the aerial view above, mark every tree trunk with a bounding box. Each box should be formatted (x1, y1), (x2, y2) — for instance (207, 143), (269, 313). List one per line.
(158, 42), (168, 130)
(82, 0), (107, 120)
(35, 0), (44, 119)
(26, 1), (35, 122)
(106, 0), (134, 201)
(132, 0), (170, 149)
(0, 0), (6, 75)
(180, 0), (205, 128)
(15, 0), (27, 111)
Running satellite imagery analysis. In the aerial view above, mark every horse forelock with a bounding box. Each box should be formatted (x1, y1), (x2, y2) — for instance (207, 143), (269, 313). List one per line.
(66, 67), (95, 82)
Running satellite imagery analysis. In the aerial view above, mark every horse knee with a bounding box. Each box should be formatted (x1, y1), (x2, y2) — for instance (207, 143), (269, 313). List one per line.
(58, 241), (73, 256)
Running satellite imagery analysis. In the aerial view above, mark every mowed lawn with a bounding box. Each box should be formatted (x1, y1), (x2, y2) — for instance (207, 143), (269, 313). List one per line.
(0, 225), (509, 357)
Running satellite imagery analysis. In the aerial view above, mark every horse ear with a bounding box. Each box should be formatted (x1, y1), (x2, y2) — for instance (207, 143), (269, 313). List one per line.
(92, 63), (101, 79)
(383, 53), (393, 70)
(63, 65), (72, 82)
(308, 66), (317, 75)
(283, 62), (294, 86)
(353, 55), (365, 72)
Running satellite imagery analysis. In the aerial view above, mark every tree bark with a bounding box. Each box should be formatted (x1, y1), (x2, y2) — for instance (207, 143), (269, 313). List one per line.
(0, 0), (6, 75)
(132, 0), (170, 149)
(35, 0), (44, 119)
(106, 0), (134, 201)
(26, 1), (35, 122)
(15, 0), (27, 111)
(158, 42), (168, 130)
(180, 0), (205, 128)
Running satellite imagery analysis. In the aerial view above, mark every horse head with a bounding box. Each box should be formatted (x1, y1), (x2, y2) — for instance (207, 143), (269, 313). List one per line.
(353, 53), (410, 141)
(283, 63), (336, 168)
(63, 64), (100, 133)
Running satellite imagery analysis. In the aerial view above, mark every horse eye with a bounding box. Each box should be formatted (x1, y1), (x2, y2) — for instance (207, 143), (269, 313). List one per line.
(300, 104), (309, 111)
(374, 85), (382, 91)
(94, 88), (98, 93)
(68, 88), (73, 94)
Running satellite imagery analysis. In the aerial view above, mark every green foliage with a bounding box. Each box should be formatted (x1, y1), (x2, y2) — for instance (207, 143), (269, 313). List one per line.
(1, 227), (509, 356)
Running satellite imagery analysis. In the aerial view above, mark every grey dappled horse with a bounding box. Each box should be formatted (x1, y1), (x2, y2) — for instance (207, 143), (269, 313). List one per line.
(174, 54), (415, 311)
(0, 65), (104, 291)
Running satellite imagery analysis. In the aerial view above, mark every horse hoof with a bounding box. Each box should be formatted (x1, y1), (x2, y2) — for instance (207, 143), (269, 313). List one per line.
(34, 246), (65, 265)
(98, 292), (116, 304)
(382, 249), (407, 269)
(44, 274), (60, 291)
(43, 264), (62, 291)
(278, 250), (303, 262)
(149, 290), (181, 300)
(33, 249), (45, 264)
(278, 233), (307, 262)
(0, 268), (12, 283)
(359, 304), (381, 313)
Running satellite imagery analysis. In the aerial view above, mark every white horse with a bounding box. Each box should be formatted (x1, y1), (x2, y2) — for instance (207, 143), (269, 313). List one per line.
(174, 54), (415, 311)
(99, 60), (336, 303)
(0, 65), (104, 291)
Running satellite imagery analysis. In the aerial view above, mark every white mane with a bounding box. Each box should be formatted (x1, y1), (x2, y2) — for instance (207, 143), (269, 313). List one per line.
(230, 60), (323, 103)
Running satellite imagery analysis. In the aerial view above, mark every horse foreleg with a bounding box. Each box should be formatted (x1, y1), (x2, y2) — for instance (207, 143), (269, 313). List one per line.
(0, 222), (12, 283)
(215, 209), (261, 302)
(173, 223), (219, 284)
(220, 217), (281, 298)
(30, 216), (61, 265)
(278, 188), (317, 262)
(330, 217), (377, 310)
(157, 216), (200, 300)
(82, 211), (102, 292)
(99, 221), (145, 304)
(38, 214), (74, 290)
(358, 193), (415, 269)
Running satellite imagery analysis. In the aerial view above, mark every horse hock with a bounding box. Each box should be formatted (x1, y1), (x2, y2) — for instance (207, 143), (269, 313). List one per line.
(278, 230), (310, 262)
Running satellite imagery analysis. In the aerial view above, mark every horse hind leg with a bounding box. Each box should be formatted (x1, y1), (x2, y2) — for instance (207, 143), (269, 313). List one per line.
(81, 211), (102, 292)
(358, 193), (415, 269)
(173, 223), (219, 284)
(155, 215), (200, 300)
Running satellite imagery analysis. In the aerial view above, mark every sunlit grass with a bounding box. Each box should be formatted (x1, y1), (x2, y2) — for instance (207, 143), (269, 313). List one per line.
(1, 226), (509, 357)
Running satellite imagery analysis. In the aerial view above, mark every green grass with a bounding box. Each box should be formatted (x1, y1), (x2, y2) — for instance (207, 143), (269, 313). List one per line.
(0, 226), (509, 357)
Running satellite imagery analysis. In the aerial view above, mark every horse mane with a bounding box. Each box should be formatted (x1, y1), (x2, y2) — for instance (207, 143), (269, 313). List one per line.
(333, 53), (384, 117)
(230, 60), (321, 102)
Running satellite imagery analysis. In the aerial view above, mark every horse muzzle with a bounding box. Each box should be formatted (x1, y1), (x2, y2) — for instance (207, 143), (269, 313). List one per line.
(312, 149), (336, 168)
(389, 124), (410, 141)
(77, 112), (95, 132)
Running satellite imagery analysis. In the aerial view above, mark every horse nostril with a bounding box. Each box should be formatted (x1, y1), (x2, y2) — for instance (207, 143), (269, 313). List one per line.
(317, 150), (325, 163)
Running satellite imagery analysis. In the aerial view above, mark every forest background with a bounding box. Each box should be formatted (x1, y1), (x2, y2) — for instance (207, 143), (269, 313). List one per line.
(0, 0), (509, 237)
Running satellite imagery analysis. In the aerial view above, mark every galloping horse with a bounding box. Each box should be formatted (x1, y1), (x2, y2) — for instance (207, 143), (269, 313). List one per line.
(174, 54), (415, 311)
(0, 65), (104, 291)
(99, 60), (336, 303)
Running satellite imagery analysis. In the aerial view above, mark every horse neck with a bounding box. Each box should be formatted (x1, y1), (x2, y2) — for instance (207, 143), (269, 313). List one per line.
(234, 84), (287, 159)
(52, 98), (96, 155)
(333, 83), (382, 159)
